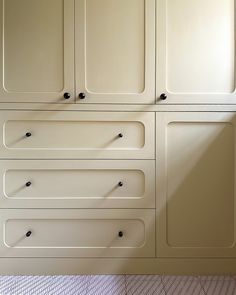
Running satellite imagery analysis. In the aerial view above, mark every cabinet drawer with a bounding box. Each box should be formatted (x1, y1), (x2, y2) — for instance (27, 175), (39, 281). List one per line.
(1, 209), (155, 258)
(0, 111), (155, 159)
(1, 160), (155, 208)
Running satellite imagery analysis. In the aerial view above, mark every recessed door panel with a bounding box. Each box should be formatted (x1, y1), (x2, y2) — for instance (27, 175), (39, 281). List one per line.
(156, 112), (236, 257)
(75, 0), (155, 104)
(0, 0), (74, 102)
(156, 0), (236, 103)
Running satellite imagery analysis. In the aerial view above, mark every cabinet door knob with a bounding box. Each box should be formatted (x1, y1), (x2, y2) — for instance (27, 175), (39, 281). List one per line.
(118, 231), (124, 238)
(160, 93), (167, 100)
(118, 133), (123, 138)
(79, 93), (86, 99)
(64, 92), (71, 99)
(118, 181), (123, 187)
(26, 231), (32, 237)
(25, 132), (32, 137)
(25, 181), (31, 187)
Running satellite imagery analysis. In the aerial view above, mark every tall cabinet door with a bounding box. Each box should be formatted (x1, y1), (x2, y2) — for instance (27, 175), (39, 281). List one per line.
(75, 0), (155, 104)
(156, 112), (236, 257)
(0, 0), (74, 103)
(156, 0), (236, 104)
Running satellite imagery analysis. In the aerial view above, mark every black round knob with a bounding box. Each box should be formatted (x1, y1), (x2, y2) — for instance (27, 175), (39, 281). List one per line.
(160, 93), (167, 100)
(25, 132), (32, 137)
(26, 231), (32, 237)
(118, 182), (123, 187)
(118, 133), (123, 138)
(118, 231), (124, 238)
(79, 93), (86, 99)
(25, 182), (31, 187)
(64, 92), (71, 99)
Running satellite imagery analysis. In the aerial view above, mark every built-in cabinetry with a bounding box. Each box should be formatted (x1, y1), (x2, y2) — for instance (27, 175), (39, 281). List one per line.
(1, 209), (155, 258)
(0, 0), (236, 274)
(0, 160), (155, 209)
(0, 111), (155, 159)
(0, 0), (155, 104)
(0, 109), (156, 262)
(0, 0), (74, 103)
(156, 112), (236, 258)
(156, 0), (235, 104)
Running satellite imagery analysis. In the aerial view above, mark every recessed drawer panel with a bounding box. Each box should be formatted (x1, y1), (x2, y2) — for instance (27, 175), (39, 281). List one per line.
(1, 209), (155, 257)
(0, 111), (154, 159)
(1, 160), (155, 208)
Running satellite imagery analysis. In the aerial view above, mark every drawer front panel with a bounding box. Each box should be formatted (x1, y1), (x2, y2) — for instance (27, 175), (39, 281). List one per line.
(1, 209), (155, 257)
(0, 111), (155, 159)
(1, 160), (155, 208)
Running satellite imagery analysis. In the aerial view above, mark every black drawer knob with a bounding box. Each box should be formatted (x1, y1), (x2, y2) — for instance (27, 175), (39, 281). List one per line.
(118, 133), (123, 138)
(160, 93), (167, 100)
(118, 231), (124, 238)
(26, 231), (32, 237)
(79, 93), (86, 99)
(25, 132), (32, 137)
(118, 182), (123, 187)
(25, 181), (31, 187)
(64, 92), (71, 99)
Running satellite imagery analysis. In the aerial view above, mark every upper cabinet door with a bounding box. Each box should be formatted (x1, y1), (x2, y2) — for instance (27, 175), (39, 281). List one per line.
(0, 0), (74, 103)
(75, 0), (155, 104)
(156, 0), (236, 104)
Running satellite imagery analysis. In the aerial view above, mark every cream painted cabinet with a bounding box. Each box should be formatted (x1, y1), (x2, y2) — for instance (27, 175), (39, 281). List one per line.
(0, 160), (155, 209)
(0, 0), (155, 104)
(156, 112), (236, 257)
(0, 0), (235, 275)
(0, 0), (75, 103)
(156, 0), (236, 104)
(0, 209), (155, 258)
(75, 0), (155, 104)
(0, 111), (155, 159)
